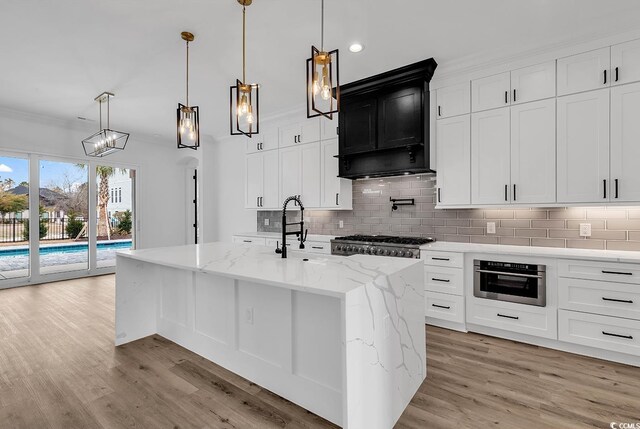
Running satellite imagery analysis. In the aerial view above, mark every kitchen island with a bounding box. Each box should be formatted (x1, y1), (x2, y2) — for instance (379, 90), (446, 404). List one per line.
(115, 242), (425, 429)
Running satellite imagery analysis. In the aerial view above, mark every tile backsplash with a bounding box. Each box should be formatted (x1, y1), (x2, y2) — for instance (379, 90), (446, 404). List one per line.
(257, 174), (640, 251)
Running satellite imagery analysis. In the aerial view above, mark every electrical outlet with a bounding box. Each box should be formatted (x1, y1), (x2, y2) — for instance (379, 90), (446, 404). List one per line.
(339, 220), (344, 229)
(264, 218), (269, 226)
(580, 223), (592, 237)
(487, 222), (496, 234)
(245, 307), (254, 325)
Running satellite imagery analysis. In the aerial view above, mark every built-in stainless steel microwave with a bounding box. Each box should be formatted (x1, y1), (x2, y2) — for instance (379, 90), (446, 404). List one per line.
(473, 260), (546, 307)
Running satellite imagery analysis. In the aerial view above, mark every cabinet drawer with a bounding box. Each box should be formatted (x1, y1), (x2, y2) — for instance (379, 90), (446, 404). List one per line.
(559, 277), (640, 320)
(467, 298), (557, 339)
(559, 310), (640, 357)
(423, 251), (464, 268)
(558, 259), (640, 284)
(305, 241), (331, 255)
(232, 236), (266, 246)
(425, 267), (463, 295)
(425, 292), (465, 324)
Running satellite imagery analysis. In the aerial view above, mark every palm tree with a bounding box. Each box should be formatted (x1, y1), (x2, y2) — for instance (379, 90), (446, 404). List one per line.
(76, 165), (124, 239)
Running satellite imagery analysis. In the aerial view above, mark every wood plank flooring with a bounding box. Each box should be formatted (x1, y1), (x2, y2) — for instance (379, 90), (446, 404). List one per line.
(0, 275), (638, 428)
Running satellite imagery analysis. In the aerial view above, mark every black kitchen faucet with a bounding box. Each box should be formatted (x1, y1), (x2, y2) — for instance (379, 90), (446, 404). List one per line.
(275, 195), (307, 258)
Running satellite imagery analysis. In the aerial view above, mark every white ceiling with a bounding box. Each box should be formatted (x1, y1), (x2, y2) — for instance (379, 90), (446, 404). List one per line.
(2, 0), (640, 141)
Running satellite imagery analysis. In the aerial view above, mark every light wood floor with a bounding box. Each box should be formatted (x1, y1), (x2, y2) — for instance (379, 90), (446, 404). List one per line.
(0, 275), (638, 429)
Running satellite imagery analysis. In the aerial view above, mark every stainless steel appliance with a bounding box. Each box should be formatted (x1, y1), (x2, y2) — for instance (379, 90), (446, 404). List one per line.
(473, 260), (546, 306)
(331, 235), (434, 259)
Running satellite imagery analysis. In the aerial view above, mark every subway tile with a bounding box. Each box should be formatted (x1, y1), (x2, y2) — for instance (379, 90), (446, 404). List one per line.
(548, 229), (581, 239)
(484, 210), (515, 219)
(606, 241), (640, 251)
(354, 224), (371, 232)
(628, 231), (640, 241)
(470, 235), (499, 244)
(515, 228), (548, 238)
(362, 217), (381, 224)
(549, 208), (585, 219)
(435, 226), (458, 235)
(495, 228), (515, 237)
(434, 210), (459, 219)
(401, 218), (422, 225)
(456, 209), (485, 219)
(590, 229), (627, 240)
(515, 209), (548, 219)
(442, 235), (470, 243)
(500, 219), (532, 228)
(423, 218), (446, 227)
(457, 227), (485, 236)
(414, 211), (435, 219)
(531, 220), (566, 229)
(370, 224), (391, 234)
(411, 226), (435, 234)
(446, 219), (471, 227)
(531, 238), (566, 248)
(499, 237), (531, 246)
(607, 219), (640, 230)
(471, 219), (492, 228)
(391, 225), (413, 233)
(566, 219), (605, 230)
(566, 239), (605, 250)
(628, 209), (640, 219)
(587, 209), (627, 219)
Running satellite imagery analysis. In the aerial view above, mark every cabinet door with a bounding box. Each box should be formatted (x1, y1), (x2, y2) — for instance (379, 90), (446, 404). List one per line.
(471, 108), (510, 204)
(261, 128), (279, 151)
(510, 61), (556, 105)
(300, 121), (321, 144)
(436, 115), (470, 205)
(320, 115), (338, 140)
(510, 99), (556, 204)
(557, 89), (610, 203)
(279, 146), (301, 203)
(300, 142), (321, 208)
(245, 152), (263, 209)
(245, 138), (261, 154)
(611, 38), (640, 86)
(279, 124), (301, 148)
(471, 72), (510, 112)
(378, 85), (422, 149)
(611, 82), (640, 202)
(262, 150), (280, 209)
(557, 47), (610, 96)
(436, 82), (470, 119)
(339, 97), (377, 154)
(321, 139), (340, 207)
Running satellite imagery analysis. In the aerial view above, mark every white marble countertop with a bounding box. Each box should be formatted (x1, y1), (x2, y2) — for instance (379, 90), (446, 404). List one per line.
(117, 242), (420, 298)
(420, 241), (640, 263)
(234, 232), (335, 243)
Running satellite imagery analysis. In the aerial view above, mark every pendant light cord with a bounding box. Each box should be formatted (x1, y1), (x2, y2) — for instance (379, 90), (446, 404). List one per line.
(107, 94), (110, 129)
(99, 97), (102, 131)
(186, 39), (190, 107)
(320, 0), (324, 51)
(242, 5), (246, 84)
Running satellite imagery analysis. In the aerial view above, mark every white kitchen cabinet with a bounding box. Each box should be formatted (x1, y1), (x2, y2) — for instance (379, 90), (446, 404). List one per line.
(436, 82), (470, 119)
(557, 89), (609, 203)
(279, 121), (321, 148)
(321, 139), (352, 209)
(471, 107), (511, 204)
(610, 82), (640, 202)
(232, 236), (267, 246)
(245, 150), (279, 209)
(557, 47), (610, 96)
(279, 142), (321, 208)
(436, 115), (470, 205)
(611, 39), (640, 86)
(320, 115), (338, 140)
(471, 72), (511, 112)
(510, 61), (556, 105)
(245, 127), (279, 154)
(510, 98), (556, 204)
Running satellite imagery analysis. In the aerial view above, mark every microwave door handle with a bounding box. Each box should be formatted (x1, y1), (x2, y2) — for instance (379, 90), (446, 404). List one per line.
(475, 269), (542, 279)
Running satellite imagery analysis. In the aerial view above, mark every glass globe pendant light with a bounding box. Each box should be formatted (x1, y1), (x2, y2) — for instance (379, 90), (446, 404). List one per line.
(230, 0), (260, 137)
(82, 92), (129, 157)
(306, 0), (339, 119)
(177, 31), (200, 150)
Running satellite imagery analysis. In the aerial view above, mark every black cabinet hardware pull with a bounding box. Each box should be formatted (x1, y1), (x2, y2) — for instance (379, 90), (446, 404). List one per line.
(602, 270), (633, 276)
(256, 197), (259, 206)
(431, 278), (450, 283)
(497, 313), (519, 320)
(438, 188), (441, 203)
(615, 66), (619, 82)
(513, 184), (516, 201)
(311, 246), (323, 250)
(243, 240), (252, 243)
(336, 193), (339, 206)
(256, 142), (259, 151)
(615, 178), (619, 199)
(505, 91), (508, 104)
(298, 134), (302, 142)
(438, 106), (442, 116)
(260, 197), (263, 207)
(602, 331), (633, 340)
(513, 89), (517, 102)
(603, 179), (607, 199)
(602, 297), (634, 304)
(505, 184), (508, 201)
(432, 257), (450, 261)
(432, 304), (451, 310)
(604, 69), (607, 84)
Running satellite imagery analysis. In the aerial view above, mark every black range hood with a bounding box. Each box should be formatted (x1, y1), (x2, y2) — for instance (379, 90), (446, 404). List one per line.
(337, 58), (437, 179)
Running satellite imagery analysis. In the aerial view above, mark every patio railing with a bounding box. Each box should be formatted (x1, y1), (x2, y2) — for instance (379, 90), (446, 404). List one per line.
(0, 217), (89, 243)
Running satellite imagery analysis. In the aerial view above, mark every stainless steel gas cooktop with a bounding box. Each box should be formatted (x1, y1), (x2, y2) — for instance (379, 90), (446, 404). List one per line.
(330, 235), (435, 259)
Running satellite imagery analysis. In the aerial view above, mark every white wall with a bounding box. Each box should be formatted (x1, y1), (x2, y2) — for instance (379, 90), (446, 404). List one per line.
(0, 107), (200, 249)
(202, 134), (255, 243)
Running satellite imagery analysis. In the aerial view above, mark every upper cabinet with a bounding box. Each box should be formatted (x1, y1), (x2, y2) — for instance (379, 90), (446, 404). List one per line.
(321, 139), (352, 209)
(436, 115), (470, 206)
(245, 149), (279, 209)
(320, 115), (338, 140)
(557, 47), (610, 96)
(245, 128), (279, 154)
(471, 62), (556, 112)
(611, 39), (640, 86)
(610, 82), (640, 202)
(339, 97), (377, 155)
(279, 121), (321, 148)
(436, 82), (470, 119)
(471, 72), (511, 112)
(377, 86), (423, 149)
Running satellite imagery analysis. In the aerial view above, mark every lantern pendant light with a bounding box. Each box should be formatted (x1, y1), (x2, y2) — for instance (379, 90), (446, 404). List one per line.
(230, 0), (260, 137)
(177, 31), (200, 150)
(82, 92), (129, 157)
(306, 0), (339, 119)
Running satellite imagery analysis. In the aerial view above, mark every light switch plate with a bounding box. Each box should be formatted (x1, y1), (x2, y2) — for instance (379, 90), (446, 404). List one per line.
(339, 220), (344, 229)
(264, 218), (269, 226)
(487, 222), (496, 234)
(580, 223), (592, 237)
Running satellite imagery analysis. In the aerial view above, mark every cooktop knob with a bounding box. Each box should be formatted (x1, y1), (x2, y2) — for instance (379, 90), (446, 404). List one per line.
(398, 250), (405, 257)
(359, 247), (365, 253)
(390, 250), (397, 256)
(384, 250), (390, 255)
(345, 246), (352, 251)
(406, 251), (414, 258)
(377, 248), (384, 255)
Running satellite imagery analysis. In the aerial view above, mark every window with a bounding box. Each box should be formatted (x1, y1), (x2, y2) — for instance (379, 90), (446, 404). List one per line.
(119, 188), (122, 203)
(110, 189), (114, 203)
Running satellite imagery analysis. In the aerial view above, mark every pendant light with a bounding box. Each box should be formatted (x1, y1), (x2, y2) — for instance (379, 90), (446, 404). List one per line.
(306, 0), (339, 119)
(230, 0), (260, 137)
(82, 92), (129, 157)
(177, 31), (200, 150)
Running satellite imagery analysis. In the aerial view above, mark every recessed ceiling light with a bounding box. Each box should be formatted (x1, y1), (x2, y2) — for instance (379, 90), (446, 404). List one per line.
(349, 43), (364, 53)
